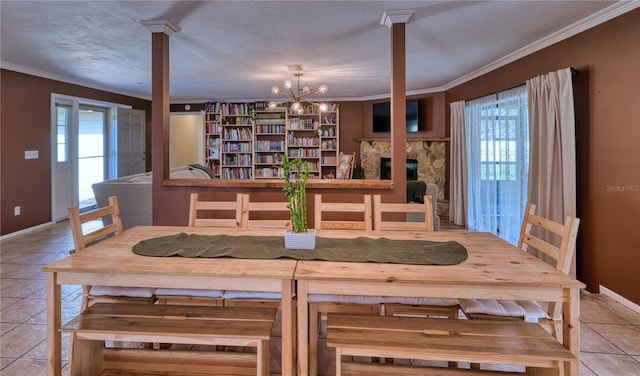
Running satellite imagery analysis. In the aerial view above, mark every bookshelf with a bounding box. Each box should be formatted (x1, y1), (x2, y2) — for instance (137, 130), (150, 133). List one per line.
(202, 101), (340, 180)
(203, 102), (222, 177)
(220, 103), (254, 180)
(319, 103), (340, 178)
(286, 104), (321, 178)
(254, 106), (286, 179)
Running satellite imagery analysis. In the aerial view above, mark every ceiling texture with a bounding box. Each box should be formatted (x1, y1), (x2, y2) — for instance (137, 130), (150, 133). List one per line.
(1, 1), (636, 103)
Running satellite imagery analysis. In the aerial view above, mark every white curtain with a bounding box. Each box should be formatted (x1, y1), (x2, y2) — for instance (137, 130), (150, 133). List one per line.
(526, 68), (577, 275)
(449, 100), (467, 226)
(466, 86), (529, 244)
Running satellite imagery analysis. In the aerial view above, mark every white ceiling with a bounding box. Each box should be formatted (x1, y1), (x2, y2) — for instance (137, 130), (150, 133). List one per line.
(1, 1), (635, 103)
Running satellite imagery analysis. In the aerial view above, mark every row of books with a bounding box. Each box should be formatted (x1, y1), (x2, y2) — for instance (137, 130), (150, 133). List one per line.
(321, 115), (337, 124)
(221, 168), (252, 180)
(220, 103), (253, 116)
(255, 140), (285, 152)
(205, 123), (222, 134)
(288, 148), (321, 158)
(223, 128), (252, 140)
(288, 135), (319, 147)
(321, 156), (337, 165)
(255, 124), (285, 134)
(321, 139), (337, 150)
(288, 118), (319, 129)
(255, 153), (285, 164)
(223, 154), (252, 166)
(223, 142), (252, 153)
(255, 167), (284, 178)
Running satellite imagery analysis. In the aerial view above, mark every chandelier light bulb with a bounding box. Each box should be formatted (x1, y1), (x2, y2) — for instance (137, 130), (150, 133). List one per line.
(269, 73), (328, 112)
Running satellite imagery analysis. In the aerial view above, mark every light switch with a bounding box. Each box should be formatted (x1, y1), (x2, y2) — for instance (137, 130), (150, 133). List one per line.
(25, 150), (39, 159)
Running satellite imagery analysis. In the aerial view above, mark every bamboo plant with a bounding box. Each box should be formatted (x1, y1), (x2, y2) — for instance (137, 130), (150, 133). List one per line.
(282, 154), (311, 233)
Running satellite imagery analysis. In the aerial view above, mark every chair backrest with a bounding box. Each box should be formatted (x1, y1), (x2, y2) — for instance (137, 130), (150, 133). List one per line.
(314, 194), (372, 230)
(517, 202), (580, 275)
(241, 193), (291, 228)
(373, 194), (434, 231)
(188, 192), (243, 227)
(335, 152), (355, 179)
(517, 202), (580, 319)
(68, 195), (123, 252)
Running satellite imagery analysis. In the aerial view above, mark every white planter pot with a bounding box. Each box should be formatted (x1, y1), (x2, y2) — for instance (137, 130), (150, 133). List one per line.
(284, 229), (316, 250)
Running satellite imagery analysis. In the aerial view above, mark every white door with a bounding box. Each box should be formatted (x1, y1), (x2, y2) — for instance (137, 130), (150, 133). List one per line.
(53, 103), (74, 221)
(117, 108), (146, 177)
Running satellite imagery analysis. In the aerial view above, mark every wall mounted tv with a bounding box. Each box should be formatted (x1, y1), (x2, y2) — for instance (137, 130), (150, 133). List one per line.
(372, 99), (421, 133)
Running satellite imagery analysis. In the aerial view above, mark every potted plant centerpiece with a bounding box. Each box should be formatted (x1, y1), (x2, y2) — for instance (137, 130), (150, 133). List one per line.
(282, 154), (316, 250)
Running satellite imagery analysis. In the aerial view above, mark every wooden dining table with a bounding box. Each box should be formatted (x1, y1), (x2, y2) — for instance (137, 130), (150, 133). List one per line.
(43, 226), (585, 376)
(294, 230), (585, 376)
(42, 226), (299, 376)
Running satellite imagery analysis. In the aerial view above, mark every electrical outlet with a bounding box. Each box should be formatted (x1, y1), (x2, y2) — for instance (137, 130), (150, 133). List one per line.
(14, 206), (21, 216)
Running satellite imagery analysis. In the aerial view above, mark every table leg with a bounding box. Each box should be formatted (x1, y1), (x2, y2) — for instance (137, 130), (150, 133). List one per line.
(281, 280), (295, 376)
(46, 272), (61, 376)
(564, 287), (580, 376)
(297, 280), (309, 376)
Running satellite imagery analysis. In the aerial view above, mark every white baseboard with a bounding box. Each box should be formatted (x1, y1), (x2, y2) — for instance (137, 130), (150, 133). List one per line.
(0, 221), (53, 241)
(599, 285), (640, 314)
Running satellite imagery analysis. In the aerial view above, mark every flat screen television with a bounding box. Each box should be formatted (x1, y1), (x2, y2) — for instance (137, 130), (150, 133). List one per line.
(372, 99), (420, 133)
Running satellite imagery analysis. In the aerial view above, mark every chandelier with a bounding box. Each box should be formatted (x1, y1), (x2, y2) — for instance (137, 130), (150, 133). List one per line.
(269, 73), (328, 113)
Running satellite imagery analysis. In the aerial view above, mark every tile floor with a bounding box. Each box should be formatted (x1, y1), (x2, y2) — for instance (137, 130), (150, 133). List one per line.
(1, 220), (640, 375)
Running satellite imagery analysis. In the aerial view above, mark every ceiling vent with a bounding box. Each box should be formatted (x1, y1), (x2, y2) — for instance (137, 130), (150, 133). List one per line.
(287, 64), (303, 72)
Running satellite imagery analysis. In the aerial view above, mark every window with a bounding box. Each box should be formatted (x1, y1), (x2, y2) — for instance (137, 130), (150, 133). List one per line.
(56, 105), (71, 162)
(466, 85), (529, 244)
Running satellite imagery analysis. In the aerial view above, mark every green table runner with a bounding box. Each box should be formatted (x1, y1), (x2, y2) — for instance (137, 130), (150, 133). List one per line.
(132, 233), (468, 265)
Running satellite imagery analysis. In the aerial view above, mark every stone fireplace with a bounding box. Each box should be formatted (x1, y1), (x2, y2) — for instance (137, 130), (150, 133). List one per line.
(359, 140), (448, 217)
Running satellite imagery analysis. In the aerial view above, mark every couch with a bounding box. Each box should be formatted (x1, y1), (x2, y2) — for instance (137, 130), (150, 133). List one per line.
(92, 165), (213, 229)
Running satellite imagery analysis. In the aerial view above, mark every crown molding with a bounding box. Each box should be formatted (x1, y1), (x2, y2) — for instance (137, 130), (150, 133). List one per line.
(442, 1), (640, 91)
(381, 9), (416, 27)
(139, 20), (180, 35)
(0, 61), (152, 101)
(2, 2), (637, 103)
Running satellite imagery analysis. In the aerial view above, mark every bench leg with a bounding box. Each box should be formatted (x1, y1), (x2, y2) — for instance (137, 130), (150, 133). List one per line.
(257, 338), (271, 376)
(68, 334), (104, 376)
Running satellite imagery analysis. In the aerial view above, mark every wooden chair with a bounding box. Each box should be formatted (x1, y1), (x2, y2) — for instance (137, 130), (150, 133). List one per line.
(155, 192), (245, 306)
(240, 193), (291, 229)
(188, 192), (243, 228)
(373, 194), (434, 231)
(223, 193), (292, 308)
(335, 152), (355, 179)
(68, 196), (156, 311)
(310, 194), (378, 375)
(460, 202), (581, 341)
(314, 194), (372, 230)
(373, 194), (457, 318)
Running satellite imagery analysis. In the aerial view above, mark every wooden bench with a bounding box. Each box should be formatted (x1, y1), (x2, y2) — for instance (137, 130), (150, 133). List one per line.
(61, 303), (276, 376)
(327, 313), (577, 376)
